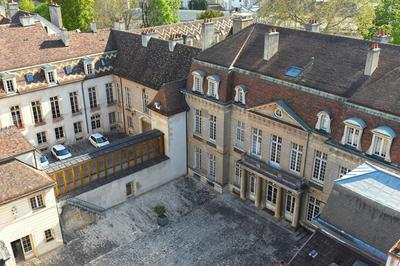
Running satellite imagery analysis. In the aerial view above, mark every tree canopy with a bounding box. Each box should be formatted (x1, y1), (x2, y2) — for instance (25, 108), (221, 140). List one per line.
(94, 0), (138, 29)
(259, 0), (375, 36)
(19, 0), (35, 12)
(367, 0), (400, 44)
(197, 9), (223, 20)
(141, 0), (180, 27)
(191, 0), (207, 10)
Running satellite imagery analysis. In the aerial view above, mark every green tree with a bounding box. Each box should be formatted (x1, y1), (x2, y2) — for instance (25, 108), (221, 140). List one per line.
(367, 0), (400, 44)
(259, 0), (374, 36)
(94, 0), (138, 29)
(19, 0), (35, 12)
(141, 0), (180, 27)
(34, 3), (50, 20)
(191, 0), (207, 10)
(197, 9), (223, 19)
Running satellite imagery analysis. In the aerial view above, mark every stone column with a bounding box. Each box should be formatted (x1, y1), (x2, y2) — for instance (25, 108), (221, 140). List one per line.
(240, 170), (247, 200)
(291, 193), (301, 228)
(274, 186), (282, 220)
(255, 176), (262, 208)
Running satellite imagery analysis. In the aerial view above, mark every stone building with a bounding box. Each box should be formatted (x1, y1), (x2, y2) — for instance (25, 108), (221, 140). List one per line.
(183, 23), (400, 230)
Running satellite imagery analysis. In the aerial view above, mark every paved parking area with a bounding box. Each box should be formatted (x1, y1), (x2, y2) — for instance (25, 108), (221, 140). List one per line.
(26, 177), (309, 266)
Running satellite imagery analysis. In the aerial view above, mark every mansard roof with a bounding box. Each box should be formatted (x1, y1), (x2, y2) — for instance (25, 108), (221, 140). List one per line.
(194, 23), (400, 117)
(112, 30), (201, 90)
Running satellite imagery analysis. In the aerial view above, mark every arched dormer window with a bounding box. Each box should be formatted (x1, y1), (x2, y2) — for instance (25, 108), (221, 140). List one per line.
(206, 74), (220, 99)
(341, 117), (366, 150)
(367, 126), (396, 162)
(192, 70), (206, 94)
(316, 111), (331, 133)
(234, 85), (248, 105)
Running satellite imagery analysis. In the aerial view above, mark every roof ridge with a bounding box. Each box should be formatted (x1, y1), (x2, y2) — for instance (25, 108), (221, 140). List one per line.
(229, 24), (256, 69)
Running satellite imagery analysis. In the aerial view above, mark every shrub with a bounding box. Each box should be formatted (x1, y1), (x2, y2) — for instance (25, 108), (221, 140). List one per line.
(154, 205), (166, 218)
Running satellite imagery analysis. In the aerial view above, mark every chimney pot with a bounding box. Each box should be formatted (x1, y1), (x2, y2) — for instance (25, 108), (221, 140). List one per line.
(90, 22), (97, 33)
(141, 30), (158, 47)
(168, 34), (183, 52)
(305, 20), (320, 32)
(113, 20), (125, 31)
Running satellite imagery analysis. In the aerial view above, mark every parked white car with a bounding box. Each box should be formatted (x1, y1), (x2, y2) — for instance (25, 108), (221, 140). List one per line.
(89, 133), (110, 148)
(39, 155), (49, 168)
(51, 144), (72, 161)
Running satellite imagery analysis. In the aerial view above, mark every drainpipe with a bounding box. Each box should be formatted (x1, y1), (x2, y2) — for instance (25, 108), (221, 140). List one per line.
(185, 110), (189, 175)
(302, 130), (311, 179)
(119, 76), (126, 133)
(80, 80), (90, 134)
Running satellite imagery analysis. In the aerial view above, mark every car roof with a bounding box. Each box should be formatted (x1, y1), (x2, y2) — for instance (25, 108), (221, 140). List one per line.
(91, 133), (104, 138)
(53, 144), (66, 151)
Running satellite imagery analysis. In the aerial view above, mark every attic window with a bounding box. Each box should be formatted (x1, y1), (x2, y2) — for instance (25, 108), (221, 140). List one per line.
(65, 65), (73, 74)
(42, 64), (57, 85)
(274, 108), (283, 118)
(285, 67), (302, 78)
(154, 102), (161, 110)
(83, 57), (95, 76)
(367, 126), (396, 162)
(1, 72), (17, 93)
(25, 73), (34, 83)
(234, 85), (248, 105)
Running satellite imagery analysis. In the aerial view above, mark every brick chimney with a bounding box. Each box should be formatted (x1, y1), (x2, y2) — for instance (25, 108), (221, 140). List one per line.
(374, 30), (390, 43)
(201, 18), (215, 50)
(90, 22), (97, 33)
(141, 29), (158, 47)
(305, 19), (320, 33)
(364, 43), (380, 76)
(386, 240), (400, 266)
(49, 2), (63, 28)
(61, 28), (69, 46)
(264, 28), (279, 61)
(168, 33), (183, 52)
(113, 19), (125, 31)
(8, 1), (18, 18)
(232, 14), (254, 35)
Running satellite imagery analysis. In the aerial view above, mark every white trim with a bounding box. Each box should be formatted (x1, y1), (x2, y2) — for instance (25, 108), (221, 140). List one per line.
(316, 111), (331, 133)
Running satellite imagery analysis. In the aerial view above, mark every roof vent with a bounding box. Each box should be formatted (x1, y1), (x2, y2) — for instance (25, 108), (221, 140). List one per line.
(154, 102), (161, 110)
(308, 250), (318, 259)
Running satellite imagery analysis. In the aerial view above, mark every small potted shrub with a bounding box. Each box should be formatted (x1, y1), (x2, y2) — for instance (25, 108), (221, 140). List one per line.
(154, 205), (168, 226)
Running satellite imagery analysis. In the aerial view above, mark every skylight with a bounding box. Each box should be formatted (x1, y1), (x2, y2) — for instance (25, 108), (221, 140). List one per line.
(285, 67), (302, 78)
(25, 73), (34, 83)
(65, 65), (73, 74)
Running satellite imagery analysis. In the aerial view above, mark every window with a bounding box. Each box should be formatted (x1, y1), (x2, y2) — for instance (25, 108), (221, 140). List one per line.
(338, 166), (350, 178)
(10, 105), (23, 128)
(289, 143), (303, 173)
(208, 115), (217, 142)
(195, 147), (202, 169)
(372, 135), (389, 158)
(125, 87), (132, 109)
(5, 79), (15, 92)
(274, 108), (283, 118)
(44, 229), (54, 242)
(342, 118), (366, 149)
(316, 111), (331, 133)
(235, 121), (244, 149)
(50, 96), (61, 119)
(208, 153), (216, 180)
(194, 109), (202, 134)
(368, 126), (396, 161)
(21, 236), (32, 253)
(47, 71), (55, 84)
(266, 183), (277, 204)
(37, 132), (47, 145)
(250, 175), (256, 194)
(109, 112), (116, 125)
(30, 195), (44, 210)
(270, 135), (282, 165)
(307, 196), (321, 221)
(234, 85), (247, 105)
(234, 161), (241, 186)
(106, 83), (114, 104)
(192, 70), (206, 93)
(251, 128), (262, 156)
(127, 116), (133, 129)
(91, 114), (101, 130)
(142, 90), (149, 114)
(86, 63), (93, 75)
(312, 151), (328, 183)
(31, 101), (43, 124)
(54, 126), (64, 140)
(286, 192), (295, 214)
(88, 87), (98, 108)
(126, 182), (133, 197)
(207, 81), (218, 98)
(286, 66), (302, 77)
(73, 121), (82, 134)
(69, 91), (79, 113)
(345, 126), (360, 147)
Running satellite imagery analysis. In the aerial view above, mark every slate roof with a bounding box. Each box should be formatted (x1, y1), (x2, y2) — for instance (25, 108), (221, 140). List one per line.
(0, 127), (34, 161)
(112, 30), (201, 90)
(194, 23), (400, 116)
(148, 79), (189, 116)
(319, 163), (400, 254)
(289, 230), (379, 266)
(0, 160), (55, 205)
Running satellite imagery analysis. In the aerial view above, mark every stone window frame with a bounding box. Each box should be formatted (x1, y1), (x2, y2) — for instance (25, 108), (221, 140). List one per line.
(42, 64), (58, 86)
(341, 117), (366, 150)
(191, 70), (206, 94)
(206, 74), (221, 99)
(1, 72), (17, 94)
(367, 126), (396, 162)
(315, 110), (331, 133)
(234, 85), (248, 105)
(83, 57), (95, 76)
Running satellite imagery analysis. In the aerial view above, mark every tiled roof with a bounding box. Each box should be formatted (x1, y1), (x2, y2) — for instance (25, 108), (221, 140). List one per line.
(112, 30), (201, 89)
(194, 23), (400, 116)
(148, 79), (189, 116)
(0, 160), (54, 205)
(0, 127), (34, 161)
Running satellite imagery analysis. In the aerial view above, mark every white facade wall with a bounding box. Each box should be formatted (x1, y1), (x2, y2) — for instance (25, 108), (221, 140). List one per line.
(0, 75), (117, 149)
(0, 188), (63, 266)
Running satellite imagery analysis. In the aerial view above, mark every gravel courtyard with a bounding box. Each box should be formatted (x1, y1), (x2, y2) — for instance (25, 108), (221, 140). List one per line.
(27, 177), (309, 266)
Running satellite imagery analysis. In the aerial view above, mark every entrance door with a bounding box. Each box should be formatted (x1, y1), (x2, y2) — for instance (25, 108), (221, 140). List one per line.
(249, 174), (256, 200)
(266, 183), (277, 211)
(11, 239), (24, 263)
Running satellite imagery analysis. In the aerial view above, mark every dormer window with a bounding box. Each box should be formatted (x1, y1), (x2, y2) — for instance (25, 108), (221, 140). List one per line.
(368, 126), (396, 162)
(192, 70), (206, 94)
(1, 72), (17, 93)
(234, 85), (248, 105)
(206, 74), (220, 99)
(42, 64), (57, 85)
(83, 57), (95, 76)
(341, 117), (366, 150)
(316, 111), (331, 133)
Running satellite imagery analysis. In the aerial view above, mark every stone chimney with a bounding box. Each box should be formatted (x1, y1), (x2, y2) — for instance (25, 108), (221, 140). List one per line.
(305, 19), (320, 33)
(141, 29), (158, 47)
(183, 34), (194, 46)
(201, 18), (215, 50)
(0, 5), (6, 17)
(60, 28), (69, 46)
(20, 14), (36, 27)
(113, 20), (125, 31)
(90, 22), (97, 33)
(168, 34), (183, 52)
(386, 240), (400, 266)
(9, 1), (18, 18)
(264, 28), (279, 61)
(232, 14), (254, 35)
(374, 30), (390, 43)
(49, 2), (63, 28)
(364, 42), (380, 76)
